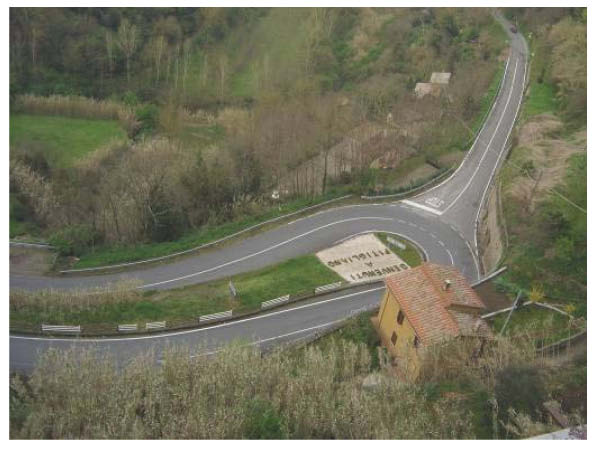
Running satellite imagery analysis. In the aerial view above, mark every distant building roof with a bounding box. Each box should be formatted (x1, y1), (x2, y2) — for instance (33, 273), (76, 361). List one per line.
(430, 72), (452, 84)
(384, 262), (491, 346)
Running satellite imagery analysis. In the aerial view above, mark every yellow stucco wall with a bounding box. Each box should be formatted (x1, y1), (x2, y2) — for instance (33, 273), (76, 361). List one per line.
(377, 290), (420, 379)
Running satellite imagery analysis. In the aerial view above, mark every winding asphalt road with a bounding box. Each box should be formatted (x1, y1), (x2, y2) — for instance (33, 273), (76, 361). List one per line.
(9, 14), (528, 374)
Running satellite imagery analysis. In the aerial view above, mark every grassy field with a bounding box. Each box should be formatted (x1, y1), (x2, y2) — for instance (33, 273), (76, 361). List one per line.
(11, 254), (342, 327)
(375, 233), (423, 267)
(10, 114), (126, 168)
(522, 82), (557, 118)
(71, 191), (353, 269)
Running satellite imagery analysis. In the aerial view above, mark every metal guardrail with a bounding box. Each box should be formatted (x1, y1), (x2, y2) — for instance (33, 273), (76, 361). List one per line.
(360, 166), (454, 200)
(118, 324), (138, 332)
(199, 310), (232, 323)
(470, 266), (507, 288)
(314, 282), (342, 294)
(261, 294), (290, 309)
(145, 321), (166, 330)
(10, 241), (54, 249)
(41, 324), (81, 333)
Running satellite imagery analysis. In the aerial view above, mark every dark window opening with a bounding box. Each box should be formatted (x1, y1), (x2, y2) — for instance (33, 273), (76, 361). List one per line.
(397, 310), (405, 325)
(391, 331), (398, 345)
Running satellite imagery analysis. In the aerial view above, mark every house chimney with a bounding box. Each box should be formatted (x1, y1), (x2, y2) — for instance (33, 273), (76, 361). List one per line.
(443, 279), (452, 291)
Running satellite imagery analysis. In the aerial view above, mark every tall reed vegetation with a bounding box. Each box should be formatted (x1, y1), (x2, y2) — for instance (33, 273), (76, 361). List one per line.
(10, 280), (142, 325)
(10, 341), (478, 439)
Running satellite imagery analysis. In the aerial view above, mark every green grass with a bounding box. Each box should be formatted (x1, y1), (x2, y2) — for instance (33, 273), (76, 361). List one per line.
(10, 114), (126, 168)
(491, 304), (573, 346)
(72, 190), (352, 269)
(11, 254), (342, 327)
(375, 233), (423, 267)
(523, 82), (557, 118)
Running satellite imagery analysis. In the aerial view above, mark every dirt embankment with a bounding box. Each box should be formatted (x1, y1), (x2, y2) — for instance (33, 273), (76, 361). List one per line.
(478, 113), (586, 273)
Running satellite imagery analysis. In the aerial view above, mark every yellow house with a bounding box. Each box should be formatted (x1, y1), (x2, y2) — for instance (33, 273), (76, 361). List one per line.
(372, 262), (492, 380)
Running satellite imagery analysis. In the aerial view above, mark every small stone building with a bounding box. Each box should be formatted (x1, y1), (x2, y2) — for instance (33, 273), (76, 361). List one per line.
(372, 262), (492, 380)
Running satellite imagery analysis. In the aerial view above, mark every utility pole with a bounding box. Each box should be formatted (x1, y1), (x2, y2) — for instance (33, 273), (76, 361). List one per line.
(500, 291), (523, 335)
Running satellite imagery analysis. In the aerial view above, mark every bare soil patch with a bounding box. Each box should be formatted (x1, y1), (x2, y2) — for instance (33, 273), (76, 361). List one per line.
(9, 246), (54, 275)
(507, 114), (585, 212)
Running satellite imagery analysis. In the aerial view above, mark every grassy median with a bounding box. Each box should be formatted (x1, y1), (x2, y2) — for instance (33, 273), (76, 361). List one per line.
(375, 233), (423, 267)
(10, 254), (342, 329)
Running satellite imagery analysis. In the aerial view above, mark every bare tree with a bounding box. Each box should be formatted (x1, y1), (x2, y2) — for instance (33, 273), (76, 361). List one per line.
(105, 31), (115, 75)
(116, 18), (137, 87)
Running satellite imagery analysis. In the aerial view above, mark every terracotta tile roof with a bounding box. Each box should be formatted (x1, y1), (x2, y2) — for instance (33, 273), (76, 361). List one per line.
(384, 262), (491, 346)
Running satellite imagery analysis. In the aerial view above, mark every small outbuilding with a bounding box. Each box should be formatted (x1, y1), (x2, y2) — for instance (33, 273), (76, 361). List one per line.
(372, 262), (492, 380)
(430, 72), (452, 84)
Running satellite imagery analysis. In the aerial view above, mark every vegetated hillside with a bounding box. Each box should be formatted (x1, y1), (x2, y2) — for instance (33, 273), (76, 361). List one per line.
(496, 8), (586, 310)
(9, 7), (505, 263)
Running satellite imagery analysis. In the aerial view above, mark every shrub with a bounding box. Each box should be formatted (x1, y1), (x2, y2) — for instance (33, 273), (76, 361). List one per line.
(243, 399), (287, 439)
(49, 224), (100, 256)
(135, 104), (159, 135)
(495, 365), (547, 421)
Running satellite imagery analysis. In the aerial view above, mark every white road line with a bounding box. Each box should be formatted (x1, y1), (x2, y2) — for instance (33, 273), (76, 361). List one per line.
(438, 240), (445, 247)
(10, 287), (386, 343)
(406, 52), (512, 201)
(139, 217), (393, 289)
(189, 319), (346, 358)
(441, 58), (520, 215)
(400, 200), (443, 216)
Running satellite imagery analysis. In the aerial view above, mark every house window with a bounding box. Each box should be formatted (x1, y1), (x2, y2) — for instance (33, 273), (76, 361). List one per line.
(413, 336), (419, 348)
(391, 331), (398, 345)
(397, 310), (405, 325)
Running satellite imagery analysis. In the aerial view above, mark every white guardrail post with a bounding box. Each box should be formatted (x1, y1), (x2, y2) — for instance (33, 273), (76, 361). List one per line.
(41, 324), (81, 334)
(118, 324), (138, 332)
(261, 294), (290, 309)
(314, 281), (342, 294)
(145, 321), (166, 330)
(199, 310), (232, 323)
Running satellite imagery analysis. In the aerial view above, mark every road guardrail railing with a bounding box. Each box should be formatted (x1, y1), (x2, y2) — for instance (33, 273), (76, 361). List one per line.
(199, 310), (232, 323)
(314, 281), (343, 294)
(16, 278), (384, 337)
(261, 294), (290, 309)
(41, 324), (81, 334)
